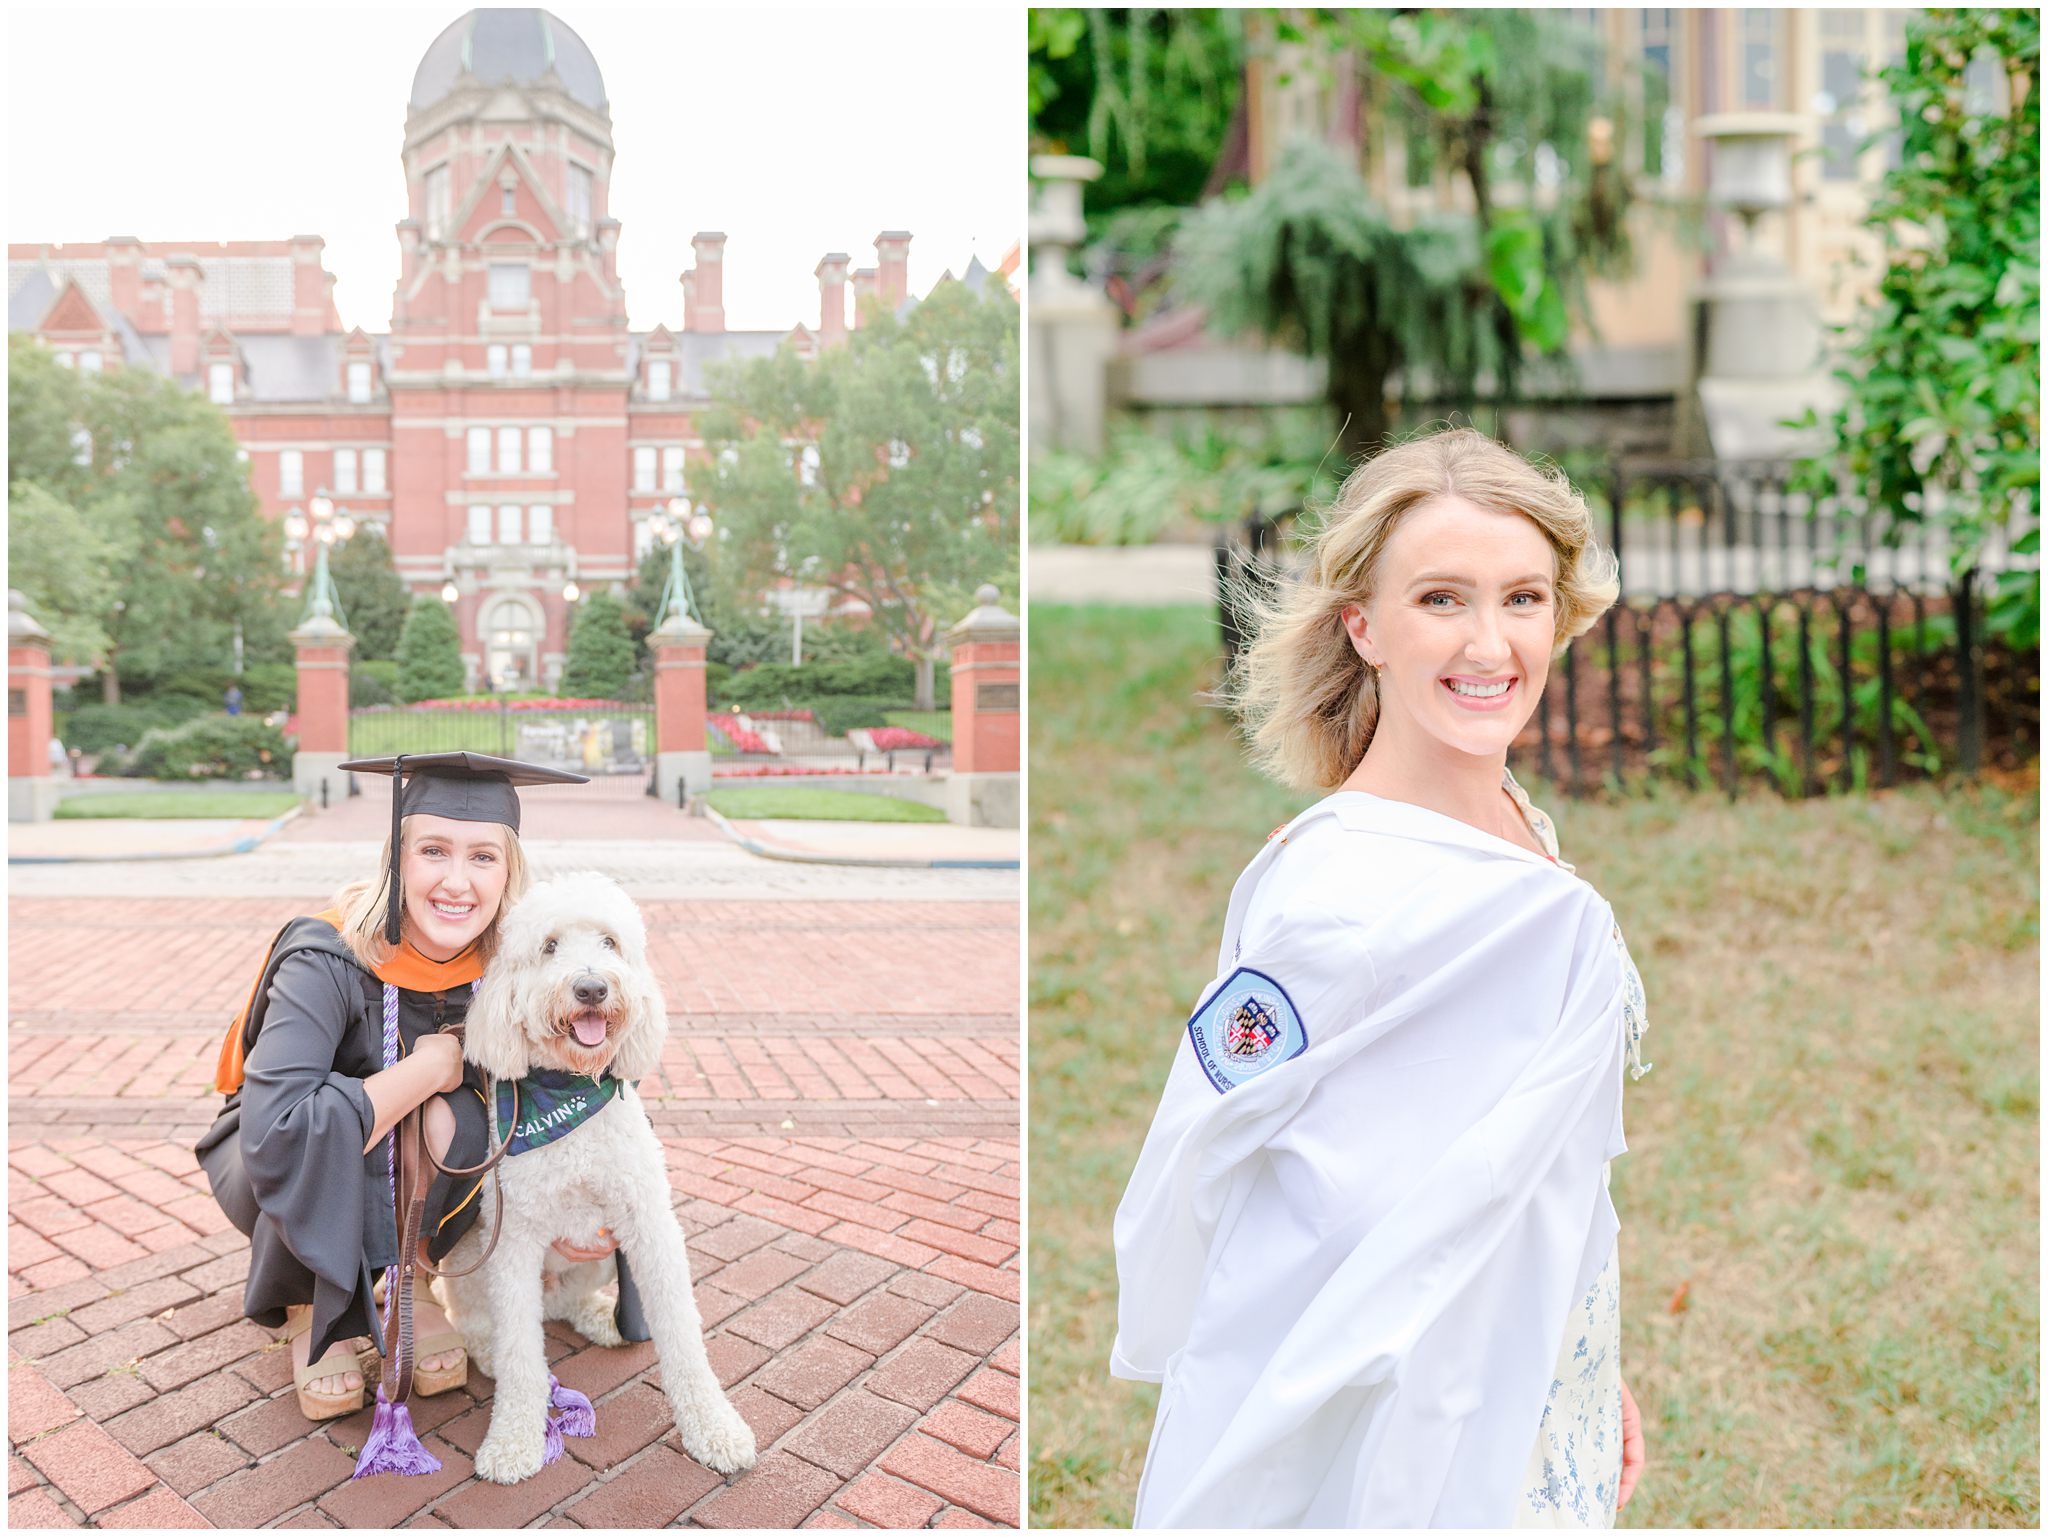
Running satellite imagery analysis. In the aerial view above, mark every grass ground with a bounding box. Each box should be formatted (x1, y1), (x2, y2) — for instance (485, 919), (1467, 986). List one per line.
(53, 791), (302, 820)
(1028, 604), (2039, 1529)
(700, 787), (948, 823)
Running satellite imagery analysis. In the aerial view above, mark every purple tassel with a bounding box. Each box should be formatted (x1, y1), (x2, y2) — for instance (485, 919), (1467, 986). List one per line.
(352, 1386), (443, 1479)
(542, 1409), (564, 1466)
(548, 1375), (596, 1438)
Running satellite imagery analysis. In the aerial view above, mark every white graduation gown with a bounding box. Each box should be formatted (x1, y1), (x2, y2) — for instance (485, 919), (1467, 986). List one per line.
(1111, 791), (1630, 1528)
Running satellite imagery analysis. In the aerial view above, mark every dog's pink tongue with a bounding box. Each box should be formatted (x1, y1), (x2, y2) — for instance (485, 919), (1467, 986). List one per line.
(572, 1012), (608, 1047)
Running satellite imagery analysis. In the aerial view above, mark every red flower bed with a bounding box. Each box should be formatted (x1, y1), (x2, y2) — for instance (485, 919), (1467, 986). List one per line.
(712, 764), (871, 778)
(708, 712), (772, 754)
(864, 726), (942, 751)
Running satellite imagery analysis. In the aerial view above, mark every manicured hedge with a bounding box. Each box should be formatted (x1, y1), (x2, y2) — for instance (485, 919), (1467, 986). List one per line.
(125, 716), (292, 781)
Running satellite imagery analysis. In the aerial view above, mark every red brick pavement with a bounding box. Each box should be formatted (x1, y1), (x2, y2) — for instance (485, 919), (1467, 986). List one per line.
(9, 886), (1018, 1528)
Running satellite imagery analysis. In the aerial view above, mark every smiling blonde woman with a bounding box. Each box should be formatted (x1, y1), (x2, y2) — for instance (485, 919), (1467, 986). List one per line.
(1112, 429), (1654, 1527)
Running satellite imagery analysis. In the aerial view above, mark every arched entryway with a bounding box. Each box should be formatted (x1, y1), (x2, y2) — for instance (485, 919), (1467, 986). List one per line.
(481, 593), (543, 692)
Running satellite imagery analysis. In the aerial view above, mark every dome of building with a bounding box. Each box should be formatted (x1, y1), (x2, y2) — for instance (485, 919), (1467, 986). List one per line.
(409, 9), (607, 115)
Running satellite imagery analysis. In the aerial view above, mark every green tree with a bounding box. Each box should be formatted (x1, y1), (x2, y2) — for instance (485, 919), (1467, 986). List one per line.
(394, 595), (466, 702)
(1796, 9), (2040, 649)
(328, 526), (410, 661)
(695, 279), (1020, 709)
(1174, 9), (1636, 460)
(7, 481), (128, 668)
(558, 591), (636, 699)
(7, 340), (288, 701)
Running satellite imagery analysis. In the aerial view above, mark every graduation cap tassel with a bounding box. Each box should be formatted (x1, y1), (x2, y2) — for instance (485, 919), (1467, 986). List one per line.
(385, 754), (406, 945)
(354, 1386), (442, 1479)
(548, 1374), (596, 1438)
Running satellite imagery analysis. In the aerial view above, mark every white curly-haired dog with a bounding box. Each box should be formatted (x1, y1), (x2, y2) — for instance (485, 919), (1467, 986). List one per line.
(437, 870), (756, 1486)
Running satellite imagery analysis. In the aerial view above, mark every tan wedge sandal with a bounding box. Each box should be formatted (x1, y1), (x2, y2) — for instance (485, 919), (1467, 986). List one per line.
(282, 1305), (369, 1421)
(370, 1275), (468, 1396)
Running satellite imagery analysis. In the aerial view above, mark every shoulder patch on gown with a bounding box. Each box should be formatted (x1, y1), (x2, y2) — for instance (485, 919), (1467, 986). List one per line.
(1187, 967), (1309, 1094)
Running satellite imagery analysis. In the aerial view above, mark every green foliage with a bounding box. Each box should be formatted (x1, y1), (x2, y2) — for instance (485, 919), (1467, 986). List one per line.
(238, 661), (299, 715)
(125, 715), (290, 781)
(1793, 10), (2041, 650)
(394, 597), (466, 703)
(7, 480), (128, 668)
(1030, 9), (1247, 223)
(559, 591), (636, 699)
(799, 623), (891, 665)
(809, 695), (912, 737)
(328, 527), (410, 661)
(695, 279), (1019, 709)
(716, 655), (917, 708)
(350, 660), (399, 709)
(61, 703), (184, 758)
(1175, 10), (1634, 457)
(1030, 413), (1342, 545)
(54, 790), (300, 820)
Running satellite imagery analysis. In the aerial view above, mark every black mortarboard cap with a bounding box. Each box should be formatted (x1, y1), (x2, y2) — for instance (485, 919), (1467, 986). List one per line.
(337, 752), (588, 943)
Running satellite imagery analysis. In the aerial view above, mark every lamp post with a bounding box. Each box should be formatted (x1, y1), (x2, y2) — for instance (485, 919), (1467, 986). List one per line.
(283, 489), (356, 628)
(646, 496), (714, 631)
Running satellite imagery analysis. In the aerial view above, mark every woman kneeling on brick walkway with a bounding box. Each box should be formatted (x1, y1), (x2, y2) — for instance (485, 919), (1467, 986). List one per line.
(195, 754), (627, 1422)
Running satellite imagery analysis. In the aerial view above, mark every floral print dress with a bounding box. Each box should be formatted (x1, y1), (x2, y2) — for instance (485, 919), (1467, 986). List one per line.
(1501, 770), (1653, 1528)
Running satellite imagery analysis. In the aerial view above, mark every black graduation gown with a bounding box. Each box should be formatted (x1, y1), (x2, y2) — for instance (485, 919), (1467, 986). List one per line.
(195, 948), (490, 1367)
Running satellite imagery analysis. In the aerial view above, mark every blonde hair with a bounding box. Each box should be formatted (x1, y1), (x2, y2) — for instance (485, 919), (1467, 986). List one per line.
(329, 815), (532, 972)
(1224, 426), (1620, 792)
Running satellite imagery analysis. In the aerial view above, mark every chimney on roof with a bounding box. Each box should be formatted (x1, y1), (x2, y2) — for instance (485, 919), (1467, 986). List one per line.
(816, 253), (850, 347)
(687, 232), (726, 333)
(874, 231), (912, 312)
(850, 268), (878, 329)
(290, 235), (328, 336)
(105, 236), (143, 322)
(166, 255), (202, 376)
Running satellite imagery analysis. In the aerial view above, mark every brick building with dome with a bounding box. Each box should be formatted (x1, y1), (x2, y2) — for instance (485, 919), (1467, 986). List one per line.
(7, 8), (987, 691)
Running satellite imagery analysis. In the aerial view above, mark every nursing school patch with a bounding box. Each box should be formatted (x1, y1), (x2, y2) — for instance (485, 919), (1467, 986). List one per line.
(1187, 967), (1308, 1093)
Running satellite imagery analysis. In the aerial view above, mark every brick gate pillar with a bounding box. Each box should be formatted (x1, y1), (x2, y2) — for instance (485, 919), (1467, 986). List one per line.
(9, 591), (60, 823)
(650, 611), (714, 806)
(291, 610), (355, 809)
(944, 584), (1020, 828)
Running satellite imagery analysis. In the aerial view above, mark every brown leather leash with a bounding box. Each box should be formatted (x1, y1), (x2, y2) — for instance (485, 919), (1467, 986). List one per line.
(375, 1047), (518, 1407)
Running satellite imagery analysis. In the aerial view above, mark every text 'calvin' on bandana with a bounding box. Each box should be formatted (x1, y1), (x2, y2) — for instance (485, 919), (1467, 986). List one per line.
(494, 1069), (621, 1157)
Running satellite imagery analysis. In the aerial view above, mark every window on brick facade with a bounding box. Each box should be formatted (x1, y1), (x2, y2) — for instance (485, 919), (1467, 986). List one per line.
(70, 427), (92, 468)
(468, 504), (492, 544)
(497, 426), (522, 474)
(78, 351), (102, 375)
(487, 344), (508, 379)
(209, 363), (235, 404)
(799, 444), (821, 488)
(425, 166), (450, 239)
(528, 505), (553, 544)
(53, 352), (73, 369)
(662, 447), (686, 492)
(568, 165), (593, 238)
(501, 185), (516, 217)
(334, 448), (358, 495)
(280, 449), (303, 496)
(647, 360), (672, 401)
(347, 361), (372, 403)
(633, 446), (656, 491)
(511, 343), (532, 378)
(467, 427), (492, 474)
(528, 426), (553, 473)
(364, 448), (387, 493)
(488, 264), (530, 309)
(498, 504), (522, 544)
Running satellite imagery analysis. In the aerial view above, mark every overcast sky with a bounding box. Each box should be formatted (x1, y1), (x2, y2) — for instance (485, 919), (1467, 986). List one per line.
(7, 3), (1021, 333)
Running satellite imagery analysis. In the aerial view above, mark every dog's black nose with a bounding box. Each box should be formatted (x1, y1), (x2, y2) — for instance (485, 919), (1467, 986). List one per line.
(574, 976), (609, 1006)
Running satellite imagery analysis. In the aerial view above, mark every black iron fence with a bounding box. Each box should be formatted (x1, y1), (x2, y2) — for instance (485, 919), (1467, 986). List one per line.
(347, 703), (658, 798)
(1217, 460), (2039, 798)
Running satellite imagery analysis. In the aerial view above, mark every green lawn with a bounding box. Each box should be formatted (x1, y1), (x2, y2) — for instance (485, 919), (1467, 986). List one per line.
(1029, 604), (2039, 1529)
(54, 791), (302, 820)
(883, 710), (954, 744)
(701, 787), (947, 823)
